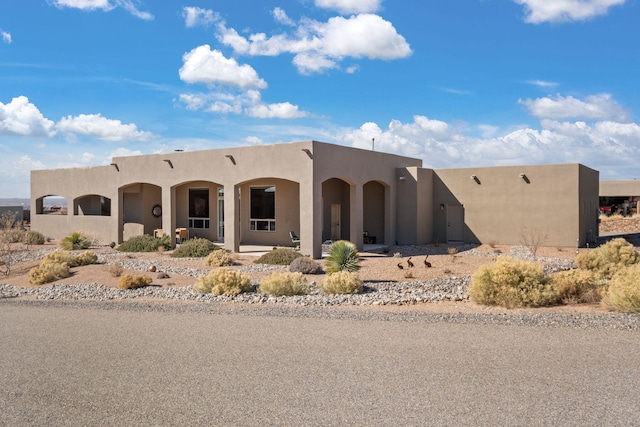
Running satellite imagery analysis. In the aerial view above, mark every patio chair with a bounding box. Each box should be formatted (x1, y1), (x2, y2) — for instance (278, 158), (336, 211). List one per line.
(289, 231), (301, 249)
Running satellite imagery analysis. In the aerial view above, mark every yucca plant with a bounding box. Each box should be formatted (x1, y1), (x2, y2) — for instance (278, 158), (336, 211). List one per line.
(325, 240), (360, 274)
(60, 231), (90, 251)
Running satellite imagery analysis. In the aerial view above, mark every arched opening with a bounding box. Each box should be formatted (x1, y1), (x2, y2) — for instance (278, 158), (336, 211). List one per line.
(74, 194), (111, 216)
(173, 181), (222, 242)
(120, 183), (161, 241)
(35, 195), (68, 215)
(363, 181), (386, 245)
(322, 178), (351, 242)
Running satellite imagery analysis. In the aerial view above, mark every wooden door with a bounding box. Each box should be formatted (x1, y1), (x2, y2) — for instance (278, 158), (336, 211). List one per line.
(446, 204), (464, 243)
(330, 203), (341, 241)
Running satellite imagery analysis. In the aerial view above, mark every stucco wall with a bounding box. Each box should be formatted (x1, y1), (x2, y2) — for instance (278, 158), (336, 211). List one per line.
(433, 164), (594, 247)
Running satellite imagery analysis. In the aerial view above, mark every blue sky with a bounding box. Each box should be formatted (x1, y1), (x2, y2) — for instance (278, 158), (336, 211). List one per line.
(1, 0), (639, 198)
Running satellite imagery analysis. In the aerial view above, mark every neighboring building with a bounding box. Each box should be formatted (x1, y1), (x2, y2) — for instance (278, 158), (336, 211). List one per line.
(0, 206), (24, 224)
(31, 141), (599, 258)
(599, 180), (640, 216)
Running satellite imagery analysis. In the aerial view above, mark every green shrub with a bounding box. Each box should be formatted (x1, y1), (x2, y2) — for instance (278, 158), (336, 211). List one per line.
(469, 257), (558, 308)
(117, 234), (172, 252)
(204, 249), (235, 267)
(289, 256), (323, 274)
(601, 264), (640, 312)
(60, 231), (90, 250)
(551, 269), (602, 304)
(259, 272), (309, 296)
(171, 238), (217, 258)
(255, 248), (302, 265)
(575, 238), (640, 279)
(320, 271), (363, 295)
(324, 240), (360, 274)
(193, 268), (252, 295)
(117, 274), (153, 290)
(24, 230), (46, 245)
(28, 260), (71, 285)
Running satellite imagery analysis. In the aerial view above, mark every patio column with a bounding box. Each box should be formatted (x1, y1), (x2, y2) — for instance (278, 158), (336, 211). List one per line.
(350, 183), (364, 250)
(161, 185), (175, 245)
(223, 183), (240, 253)
(300, 179), (322, 259)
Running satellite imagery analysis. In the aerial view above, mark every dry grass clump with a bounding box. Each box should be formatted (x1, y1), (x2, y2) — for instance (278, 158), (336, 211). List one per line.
(28, 260), (71, 285)
(601, 264), (640, 313)
(204, 249), (235, 267)
(43, 250), (97, 267)
(117, 274), (153, 290)
(469, 257), (558, 308)
(289, 256), (322, 274)
(108, 264), (124, 277)
(193, 268), (252, 295)
(320, 271), (363, 295)
(259, 272), (309, 296)
(551, 269), (602, 304)
(255, 248), (302, 265)
(24, 230), (46, 246)
(575, 238), (640, 279)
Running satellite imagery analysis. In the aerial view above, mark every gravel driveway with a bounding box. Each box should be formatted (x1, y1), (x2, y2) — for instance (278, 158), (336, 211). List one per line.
(1, 300), (639, 426)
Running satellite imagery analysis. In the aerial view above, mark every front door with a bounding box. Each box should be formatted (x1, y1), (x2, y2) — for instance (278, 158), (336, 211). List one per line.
(331, 203), (341, 241)
(446, 204), (464, 243)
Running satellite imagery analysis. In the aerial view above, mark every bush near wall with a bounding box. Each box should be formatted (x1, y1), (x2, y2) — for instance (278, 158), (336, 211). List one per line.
(171, 238), (217, 258)
(255, 248), (302, 265)
(118, 234), (172, 253)
(469, 257), (558, 308)
(289, 256), (323, 274)
(204, 249), (235, 267)
(575, 238), (640, 280)
(60, 231), (91, 251)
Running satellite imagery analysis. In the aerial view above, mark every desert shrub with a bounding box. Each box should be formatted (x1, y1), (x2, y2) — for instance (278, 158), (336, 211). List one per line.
(551, 269), (601, 304)
(324, 240), (360, 274)
(289, 256), (323, 274)
(601, 264), (640, 313)
(193, 268), (252, 295)
(575, 238), (640, 279)
(43, 250), (97, 267)
(259, 272), (309, 296)
(204, 249), (235, 267)
(117, 234), (172, 252)
(117, 274), (153, 290)
(255, 248), (302, 265)
(24, 230), (46, 245)
(171, 238), (217, 258)
(469, 257), (558, 308)
(320, 271), (363, 295)
(28, 260), (71, 285)
(60, 231), (91, 250)
(108, 264), (124, 277)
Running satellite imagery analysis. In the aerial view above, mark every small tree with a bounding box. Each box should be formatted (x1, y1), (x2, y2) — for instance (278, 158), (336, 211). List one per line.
(0, 212), (26, 276)
(520, 226), (548, 258)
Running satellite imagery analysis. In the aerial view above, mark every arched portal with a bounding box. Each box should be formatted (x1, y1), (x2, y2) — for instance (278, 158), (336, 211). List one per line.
(363, 181), (386, 245)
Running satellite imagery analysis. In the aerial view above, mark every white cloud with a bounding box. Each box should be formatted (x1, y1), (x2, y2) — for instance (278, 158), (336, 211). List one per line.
(246, 102), (308, 119)
(51, 0), (153, 20)
(315, 0), (382, 14)
(182, 6), (219, 28)
(179, 45), (267, 90)
(0, 96), (56, 137)
(272, 7), (295, 26)
(216, 13), (411, 74)
(526, 80), (558, 88)
(519, 94), (629, 121)
(336, 107), (640, 179)
(109, 147), (144, 158)
(514, 0), (627, 24)
(56, 113), (154, 141)
(2, 30), (12, 44)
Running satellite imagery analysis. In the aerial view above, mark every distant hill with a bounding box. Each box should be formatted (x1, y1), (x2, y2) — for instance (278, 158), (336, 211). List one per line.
(0, 198), (30, 209)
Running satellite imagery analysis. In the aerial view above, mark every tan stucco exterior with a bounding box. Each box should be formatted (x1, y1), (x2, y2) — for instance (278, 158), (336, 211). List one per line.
(30, 141), (599, 255)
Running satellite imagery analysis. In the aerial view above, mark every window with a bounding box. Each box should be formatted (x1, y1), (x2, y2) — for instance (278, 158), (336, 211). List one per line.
(250, 186), (275, 231)
(189, 189), (210, 229)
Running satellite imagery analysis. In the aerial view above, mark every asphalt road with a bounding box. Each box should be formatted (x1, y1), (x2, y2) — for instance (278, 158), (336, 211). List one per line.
(1, 303), (639, 426)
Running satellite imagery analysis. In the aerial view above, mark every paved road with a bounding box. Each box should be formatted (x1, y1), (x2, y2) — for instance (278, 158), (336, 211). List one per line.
(1, 302), (639, 426)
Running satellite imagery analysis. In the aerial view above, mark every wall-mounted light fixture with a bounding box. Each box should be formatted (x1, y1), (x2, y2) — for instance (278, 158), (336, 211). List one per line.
(163, 159), (173, 169)
(398, 176), (406, 181)
(225, 155), (236, 165)
(110, 163), (119, 172)
(440, 204), (445, 211)
(471, 175), (481, 184)
(519, 173), (530, 184)
(301, 148), (313, 159)
(174, 149), (184, 152)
